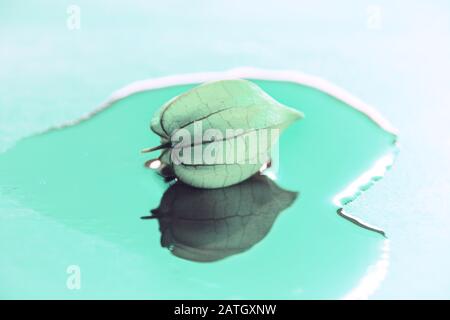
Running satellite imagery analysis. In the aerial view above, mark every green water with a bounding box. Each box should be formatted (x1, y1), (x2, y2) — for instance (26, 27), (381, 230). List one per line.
(0, 80), (396, 299)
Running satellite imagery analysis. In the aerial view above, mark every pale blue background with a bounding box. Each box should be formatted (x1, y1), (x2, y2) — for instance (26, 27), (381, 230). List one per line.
(1, 0), (449, 298)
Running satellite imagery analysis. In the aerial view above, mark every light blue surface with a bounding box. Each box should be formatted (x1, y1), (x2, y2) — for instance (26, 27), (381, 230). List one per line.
(1, 0), (450, 298)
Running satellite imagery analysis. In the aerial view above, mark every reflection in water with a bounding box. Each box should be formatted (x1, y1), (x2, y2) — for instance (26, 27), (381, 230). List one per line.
(143, 174), (298, 262)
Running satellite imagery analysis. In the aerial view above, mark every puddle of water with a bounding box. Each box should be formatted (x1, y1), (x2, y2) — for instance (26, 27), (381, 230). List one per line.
(0, 71), (397, 299)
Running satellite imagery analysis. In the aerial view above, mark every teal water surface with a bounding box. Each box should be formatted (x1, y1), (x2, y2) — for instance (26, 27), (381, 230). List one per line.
(0, 80), (396, 299)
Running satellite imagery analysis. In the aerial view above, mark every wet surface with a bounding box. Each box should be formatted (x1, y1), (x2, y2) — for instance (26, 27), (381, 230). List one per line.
(0, 79), (396, 298)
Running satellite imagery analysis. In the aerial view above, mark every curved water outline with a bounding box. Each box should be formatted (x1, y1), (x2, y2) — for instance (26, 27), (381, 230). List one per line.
(7, 67), (399, 299)
(40, 67), (398, 136)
